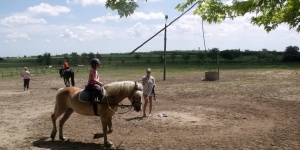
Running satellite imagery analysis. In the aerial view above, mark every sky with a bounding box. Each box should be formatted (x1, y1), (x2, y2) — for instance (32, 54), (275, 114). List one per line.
(0, 0), (299, 57)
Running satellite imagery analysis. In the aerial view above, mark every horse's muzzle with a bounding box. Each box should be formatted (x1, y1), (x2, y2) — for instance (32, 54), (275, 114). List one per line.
(134, 103), (142, 112)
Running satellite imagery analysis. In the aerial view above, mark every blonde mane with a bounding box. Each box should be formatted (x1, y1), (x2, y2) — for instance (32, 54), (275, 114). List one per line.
(105, 81), (142, 97)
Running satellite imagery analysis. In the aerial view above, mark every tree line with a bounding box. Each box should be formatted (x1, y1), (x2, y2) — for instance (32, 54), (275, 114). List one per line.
(1, 46), (299, 66)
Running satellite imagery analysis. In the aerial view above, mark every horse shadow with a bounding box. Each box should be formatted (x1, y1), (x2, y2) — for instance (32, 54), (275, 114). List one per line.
(32, 137), (118, 150)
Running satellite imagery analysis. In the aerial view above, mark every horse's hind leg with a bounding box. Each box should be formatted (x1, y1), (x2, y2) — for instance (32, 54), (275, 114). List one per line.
(50, 105), (69, 141)
(51, 109), (64, 141)
(59, 108), (74, 141)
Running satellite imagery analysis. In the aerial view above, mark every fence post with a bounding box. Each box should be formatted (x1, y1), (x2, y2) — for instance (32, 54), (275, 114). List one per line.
(11, 70), (13, 78)
(1, 71), (3, 78)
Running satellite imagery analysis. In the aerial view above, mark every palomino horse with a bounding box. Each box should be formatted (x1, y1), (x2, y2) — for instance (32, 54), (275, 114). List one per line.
(58, 68), (75, 87)
(50, 81), (143, 147)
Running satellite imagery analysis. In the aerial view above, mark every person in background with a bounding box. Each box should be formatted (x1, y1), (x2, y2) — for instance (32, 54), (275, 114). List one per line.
(63, 60), (69, 70)
(22, 67), (32, 91)
(142, 68), (156, 117)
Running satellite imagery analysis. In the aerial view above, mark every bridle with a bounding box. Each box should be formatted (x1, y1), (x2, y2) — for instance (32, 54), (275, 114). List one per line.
(129, 81), (143, 106)
(106, 81), (142, 114)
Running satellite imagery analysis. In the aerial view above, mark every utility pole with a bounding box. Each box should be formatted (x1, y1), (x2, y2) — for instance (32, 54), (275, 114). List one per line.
(163, 15), (168, 81)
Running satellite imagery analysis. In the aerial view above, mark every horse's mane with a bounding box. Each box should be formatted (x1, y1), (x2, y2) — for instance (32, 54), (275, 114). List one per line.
(105, 81), (142, 96)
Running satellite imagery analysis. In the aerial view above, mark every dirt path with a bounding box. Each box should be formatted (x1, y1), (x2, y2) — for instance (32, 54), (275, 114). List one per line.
(1, 69), (300, 149)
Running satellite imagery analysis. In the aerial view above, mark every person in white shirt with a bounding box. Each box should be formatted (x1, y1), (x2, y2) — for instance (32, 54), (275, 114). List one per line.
(142, 68), (156, 117)
(22, 67), (32, 91)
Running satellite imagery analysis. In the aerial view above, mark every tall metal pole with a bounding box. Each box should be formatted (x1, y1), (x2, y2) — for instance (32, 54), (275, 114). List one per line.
(163, 15), (168, 81)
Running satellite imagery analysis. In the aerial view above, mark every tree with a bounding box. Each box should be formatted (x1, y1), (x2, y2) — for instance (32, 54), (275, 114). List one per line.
(207, 48), (219, 62)
(134, 54), (141, 62)
(43, 52), (51, 65)
(196, 51), (205, 62)
(95, 53), (102, 61)
(36, 55), (43, 64)
(80, 53), (88, 64)
(220, 50), (234, 61)
(88, 52), (95, 62)
(71, 52), (79, 65)
(282, 46), (300, 62)
(106, 0), (300, 32)
(170, 53), (176, 63)
(182, 52), (191, 63)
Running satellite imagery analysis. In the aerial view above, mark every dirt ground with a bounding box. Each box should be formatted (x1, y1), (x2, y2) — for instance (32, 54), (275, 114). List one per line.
(1, 69), (300, 150)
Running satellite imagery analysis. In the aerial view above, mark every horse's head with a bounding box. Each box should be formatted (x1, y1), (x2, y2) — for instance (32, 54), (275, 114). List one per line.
(129, 82), (143, 112)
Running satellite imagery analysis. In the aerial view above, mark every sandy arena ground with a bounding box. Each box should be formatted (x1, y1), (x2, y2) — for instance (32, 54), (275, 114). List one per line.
(0, 69), (300, 150)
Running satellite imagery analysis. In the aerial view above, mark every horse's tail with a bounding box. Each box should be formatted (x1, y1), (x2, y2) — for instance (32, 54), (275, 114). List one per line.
(71, 71), (75, 86)
(53, 88), (64, 113)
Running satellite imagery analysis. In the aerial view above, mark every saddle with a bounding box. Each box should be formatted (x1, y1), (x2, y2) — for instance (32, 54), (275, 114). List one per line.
(79, 85), (106, 103)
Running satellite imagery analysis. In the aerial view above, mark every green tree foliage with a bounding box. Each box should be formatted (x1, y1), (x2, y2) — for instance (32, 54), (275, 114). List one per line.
(134, 54), (141, 62)
(80, 53), (88, 64)
(88, 52), (95, 62)
(36, 55), (43, 64)
(71, 52), (79, 65)
(176, 0), (300, 32)
(106, 0), (299, 32)
(282, 45), (300, 62)
(220, 50), (235, 61)
(170, 53), (176, 63)
(43, 52), (51, 65)
(257, 49), (278, 62)
(207, 48), (219, 62)
(105, 0), (139, 17)
(196, 51), (206, 62)
(0, 57), (4, 61)
(182, 52), (191, 63)
(95, 53), (102, 61)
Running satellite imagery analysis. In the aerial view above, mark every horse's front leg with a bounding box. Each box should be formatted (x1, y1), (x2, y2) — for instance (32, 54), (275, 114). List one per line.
(107, 115), (113, 134)
(101, 116), (113, 147)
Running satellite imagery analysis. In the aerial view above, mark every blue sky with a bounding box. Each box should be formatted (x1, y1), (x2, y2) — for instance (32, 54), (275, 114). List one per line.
(0, 0), (299, 57)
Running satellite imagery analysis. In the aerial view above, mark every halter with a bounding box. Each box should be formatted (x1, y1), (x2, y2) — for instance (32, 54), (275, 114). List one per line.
(129, 81), (143, 106)
(104, 81), (142, 114)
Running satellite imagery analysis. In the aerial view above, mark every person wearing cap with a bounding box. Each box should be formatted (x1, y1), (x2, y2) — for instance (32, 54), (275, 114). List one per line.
(22, 67), (32, 91)
(86, 58), (104, 102)
(142, 68), (156, 117)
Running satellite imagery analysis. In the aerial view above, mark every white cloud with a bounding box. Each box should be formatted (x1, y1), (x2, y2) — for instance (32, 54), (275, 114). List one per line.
(27, 3), (70, 16)
(67, 0), (106, 6)
(129, 12), (165, 20)
(0, 15), (47, 26)
(91, 13), (120, 23)
(91, 11), (164, 24)
(6, 32), (31, 40)
(127, 22), (150, 37)
(59, 29), (84, 42)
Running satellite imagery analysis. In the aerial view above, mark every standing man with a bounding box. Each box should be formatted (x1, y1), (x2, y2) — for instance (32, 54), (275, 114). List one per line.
(142, 68), (156, 117)
(22, 67), (32, 91)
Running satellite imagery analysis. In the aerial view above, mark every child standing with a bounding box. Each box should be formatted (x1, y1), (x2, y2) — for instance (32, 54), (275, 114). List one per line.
(87, 58), (103, 101)
(142, 68), (156, 117)
(22, 67), (32, 91)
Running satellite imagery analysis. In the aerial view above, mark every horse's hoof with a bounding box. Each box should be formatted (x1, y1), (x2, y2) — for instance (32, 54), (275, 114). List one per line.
(59, 136), (67, 141)
(50, 132), (56, 141)
(108, 130), (113, 134)
(104, 140), (113, 146)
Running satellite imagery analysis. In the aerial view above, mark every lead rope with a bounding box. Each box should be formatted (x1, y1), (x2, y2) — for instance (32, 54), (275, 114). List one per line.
(116, 120), (139, 149)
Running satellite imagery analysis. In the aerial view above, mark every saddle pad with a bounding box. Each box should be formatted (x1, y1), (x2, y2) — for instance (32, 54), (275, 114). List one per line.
(78, 90), (91, 102)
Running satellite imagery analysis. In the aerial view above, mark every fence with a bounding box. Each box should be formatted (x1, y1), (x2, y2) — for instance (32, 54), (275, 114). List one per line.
(0, 66), (88, 78)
